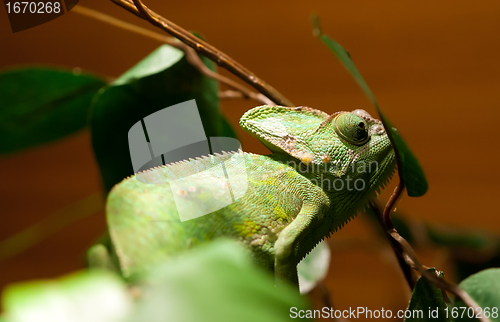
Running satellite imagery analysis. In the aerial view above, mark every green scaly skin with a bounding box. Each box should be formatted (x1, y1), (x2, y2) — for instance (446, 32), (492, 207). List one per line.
(97, 106), (396, 289)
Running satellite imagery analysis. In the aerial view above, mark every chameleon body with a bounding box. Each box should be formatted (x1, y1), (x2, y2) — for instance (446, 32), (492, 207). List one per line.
(103, 106), (396, 287)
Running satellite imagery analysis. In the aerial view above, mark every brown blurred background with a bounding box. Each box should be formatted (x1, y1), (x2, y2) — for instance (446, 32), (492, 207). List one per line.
(1, 0), (499, 318)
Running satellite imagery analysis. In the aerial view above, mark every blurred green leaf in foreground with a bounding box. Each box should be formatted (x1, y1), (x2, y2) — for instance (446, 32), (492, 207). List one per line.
(1, 240), (310, 322)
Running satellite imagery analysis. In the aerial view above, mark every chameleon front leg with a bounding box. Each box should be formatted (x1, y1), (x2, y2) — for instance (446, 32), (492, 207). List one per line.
(273, 202), (323, 290)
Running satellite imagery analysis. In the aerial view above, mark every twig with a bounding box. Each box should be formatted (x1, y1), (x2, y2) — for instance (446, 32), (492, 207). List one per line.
(219, 90), (274, 105)
(370, 199), (416, 289)
(219, 90), (245, 100)
(110, 0), (293, 107)
(382, 180), (405, 229)
(374, 182), (490, 322)
(391, 229), (488, 321)
(72, 5), (272, 105)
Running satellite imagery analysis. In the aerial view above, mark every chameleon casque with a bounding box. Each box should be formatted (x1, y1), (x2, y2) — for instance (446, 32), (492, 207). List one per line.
(101, 105), (396, 289)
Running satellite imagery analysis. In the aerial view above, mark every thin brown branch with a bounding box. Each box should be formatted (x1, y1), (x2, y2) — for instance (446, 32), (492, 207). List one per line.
(182, 50), (275, 105)
(394, 230), (489, 321)
(219, 90), (274, 105)
(374, 182), (490, 322)
(219, 90), (245, 100)
(111, 0), (293, 107)
(371, 200), (416, 289)
(72, 5), (271, 105)
(383, 180), (405, 229)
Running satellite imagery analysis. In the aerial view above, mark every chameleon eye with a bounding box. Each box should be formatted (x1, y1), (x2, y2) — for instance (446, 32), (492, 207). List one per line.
(334, 113), (370, 145)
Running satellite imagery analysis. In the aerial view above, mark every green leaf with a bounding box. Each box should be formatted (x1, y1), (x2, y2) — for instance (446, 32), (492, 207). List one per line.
(90, 45), (236, 192)
(297, 240), (331, 294)
(0, 67), (106, 154)
(405, 268), (452, 322)
(311, 15), (428, 197)
(377, 111), (428, 197)
(454, 268), (500, 322)
(1, 270), (131, 322)
(127, 240), (311, 322)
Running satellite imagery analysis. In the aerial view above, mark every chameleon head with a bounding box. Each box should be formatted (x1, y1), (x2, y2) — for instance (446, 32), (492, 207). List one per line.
(240, 106), (396, 194)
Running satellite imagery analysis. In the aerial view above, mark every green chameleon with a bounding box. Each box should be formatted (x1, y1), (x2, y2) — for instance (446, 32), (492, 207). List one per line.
(91, 105), (396, 289)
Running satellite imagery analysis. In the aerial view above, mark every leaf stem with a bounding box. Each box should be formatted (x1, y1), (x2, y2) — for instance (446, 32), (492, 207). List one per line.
(371, 199), (416, 289)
